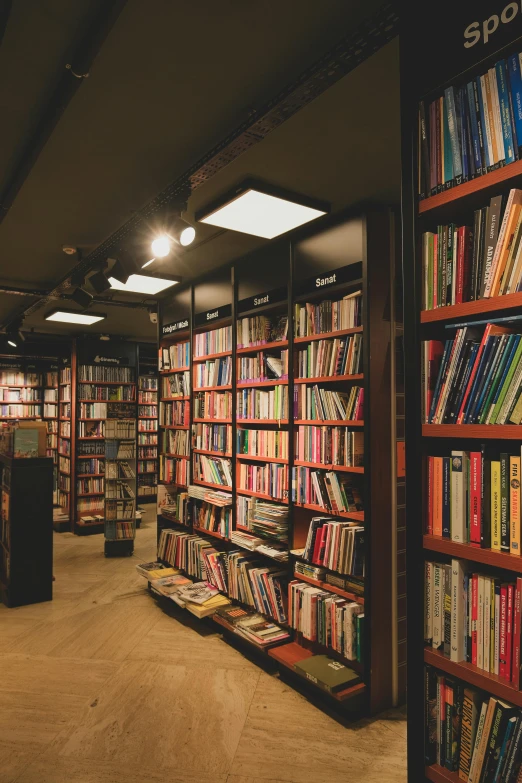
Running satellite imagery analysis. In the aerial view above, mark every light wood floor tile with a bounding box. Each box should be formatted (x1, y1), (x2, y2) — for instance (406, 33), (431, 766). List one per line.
(0, 741), (45, 783)
(230, 673), (406, 783)
(0, 652), (116, 695)
(53, 659), (260, 775)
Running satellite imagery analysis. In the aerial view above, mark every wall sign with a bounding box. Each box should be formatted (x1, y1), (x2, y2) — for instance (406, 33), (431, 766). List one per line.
(162, 319), (189, 336)
(194, 304), (232, 327)
(237, 286), (287, 314)
(77, 340), (135, 367)
(294, 264), (360, 297)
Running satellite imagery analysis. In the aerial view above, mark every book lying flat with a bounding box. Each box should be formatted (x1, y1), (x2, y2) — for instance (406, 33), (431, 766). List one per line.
(293, 654), (361, 694)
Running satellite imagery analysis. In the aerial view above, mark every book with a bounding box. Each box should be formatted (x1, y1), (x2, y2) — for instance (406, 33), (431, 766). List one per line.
(293, 654), (360, 694)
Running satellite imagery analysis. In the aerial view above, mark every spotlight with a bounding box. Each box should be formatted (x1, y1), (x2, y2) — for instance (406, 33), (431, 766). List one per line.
(6, 330), (25, 348)
(7, 337), (16, 347)
(174, 217), (195, 247)
(89, 269), (111, 294)
(151, 236), (171, 258)
(70, 287), (93, 309)
(108, 258), (131, 286)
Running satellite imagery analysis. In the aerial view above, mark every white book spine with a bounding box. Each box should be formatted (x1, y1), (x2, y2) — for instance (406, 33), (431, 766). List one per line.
(433, 564), (442, 649)
(451, 558), (466, 662)
(477, 575), (485, 670)
(494, 591), (500, 675)
(425, 561), (433, 642)
(483, 577), (491, 673)
(451, 451), (466, 542)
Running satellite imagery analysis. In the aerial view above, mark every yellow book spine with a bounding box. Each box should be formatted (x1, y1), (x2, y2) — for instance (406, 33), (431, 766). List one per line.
(491, 461), (501, 551)
(510, 456), (521, 554)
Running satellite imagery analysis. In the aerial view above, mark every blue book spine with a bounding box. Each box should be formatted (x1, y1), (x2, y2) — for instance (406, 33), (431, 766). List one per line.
(459, 88), (470, 181)
(476, 75), (491, 170)
(444, 86), (463, 181)
(462, 339), (494, 422)
(482, 334), (520, 421)
(473, 337), (508, 423)
(467, 81), (482, 176)
(443, 96), (454, 186)
(508, 53), (522, 152)
(492, 717), (516, 783)
(452, 343), (479, 421)
(465, 337), (498, 423)
(428, 339), (452, 423)
(442, 457), (451, 538)
(496, 60), (517, 164)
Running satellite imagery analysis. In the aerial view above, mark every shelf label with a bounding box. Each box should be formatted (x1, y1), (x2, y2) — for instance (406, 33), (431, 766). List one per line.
(295, 264), (360, 296)
(162, 319), (189, 336)
(194, 304), (232, 327)
(238, 286), (287, 313)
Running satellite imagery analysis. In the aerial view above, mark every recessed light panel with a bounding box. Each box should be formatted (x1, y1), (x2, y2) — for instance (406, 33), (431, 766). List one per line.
(108, 274), (180, 295)
(45, 310), (106, 325)
(198, 188), (327, 239)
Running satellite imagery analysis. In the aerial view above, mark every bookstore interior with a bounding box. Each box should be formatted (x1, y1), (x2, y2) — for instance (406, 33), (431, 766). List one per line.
(9, 1), (522, 781)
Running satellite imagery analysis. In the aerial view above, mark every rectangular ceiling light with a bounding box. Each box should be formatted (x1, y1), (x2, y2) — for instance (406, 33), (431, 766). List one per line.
(45, 309), (107, 325)
(108, 274), (180, 295)
(196, 181), (329, 239)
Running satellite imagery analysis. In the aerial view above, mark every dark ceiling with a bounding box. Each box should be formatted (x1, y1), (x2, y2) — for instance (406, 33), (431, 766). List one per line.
(0, 0), (400, 343)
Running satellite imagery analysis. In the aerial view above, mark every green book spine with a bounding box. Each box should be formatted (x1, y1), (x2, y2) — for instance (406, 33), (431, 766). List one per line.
(491, 338), (522, 423)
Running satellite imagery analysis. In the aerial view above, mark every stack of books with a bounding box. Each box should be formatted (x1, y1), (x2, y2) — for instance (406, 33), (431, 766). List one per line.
(161, 372), (190, 397)
(193, 454), (233, 488)
(236, 496), (289, 542)
(214, 605), (290, 648)
(292, 467), (364, 514)
(302, 517), (365, 576)
(294, 290), (362, 336)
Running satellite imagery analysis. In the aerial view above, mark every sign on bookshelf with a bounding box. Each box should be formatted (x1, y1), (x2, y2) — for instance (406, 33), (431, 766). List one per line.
(237, 286), (287, 314)
(295, 264), (360, 297)
(194, 304), (232, 327)
(162, 319), (189, 336)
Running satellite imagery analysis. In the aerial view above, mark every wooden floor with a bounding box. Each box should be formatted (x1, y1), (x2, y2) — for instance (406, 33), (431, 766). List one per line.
(0, 509), (406, 783)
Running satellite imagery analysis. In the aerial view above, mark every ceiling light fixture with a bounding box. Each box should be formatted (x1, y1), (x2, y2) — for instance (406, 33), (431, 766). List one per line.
(141, 258), (156, 269)
(45, 309), (107, 325)
(196, 179), (329, 239)
(70, 287), (93, 309)
(108, 258), (131, 286)
(7, 338), (17, 347)
(108, 273), (181, 295)
(89, 269), (111, 294)
(150, 236), (171, 258)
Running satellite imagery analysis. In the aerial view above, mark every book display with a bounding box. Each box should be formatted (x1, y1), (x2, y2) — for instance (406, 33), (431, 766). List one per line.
(57, 356), (73, 527)
(0, 453), (53, 607)
(137, 345), (158, 500)
(402, 8), (522, 781)
(151, 212), (398, 713)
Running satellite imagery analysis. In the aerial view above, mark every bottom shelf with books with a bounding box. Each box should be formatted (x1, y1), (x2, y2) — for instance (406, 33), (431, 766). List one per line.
(424, 765), (459, 783)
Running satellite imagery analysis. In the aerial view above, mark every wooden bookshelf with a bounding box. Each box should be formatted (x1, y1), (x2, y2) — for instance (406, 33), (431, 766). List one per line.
(294, 374), (363, 384)
(423, 535), (522, 572)
(237, 379), (288, 388)
(293, 460), (364, 473)
(237, 454), (288, 464)
(138, 347), (159, 500)
(294, 326), (363, 343)
(424, 765), (460, 783)
(422, 424), (522, 439)
(237, 340), (289, 354)
(420, 291), (522, 323)
(295, 419), (364, 426)
(293, 571), (365, 605)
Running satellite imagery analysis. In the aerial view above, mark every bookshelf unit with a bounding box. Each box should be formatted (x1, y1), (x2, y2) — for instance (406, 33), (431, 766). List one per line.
(0, 454), (53, 607)
(402, 11), (522, 781)
(42, 362), (59, 506)
(57, 352), (74, 530)
(104, 415), (137, 556)
(154, 210), (398, 713)
(137, 344), (159, 501)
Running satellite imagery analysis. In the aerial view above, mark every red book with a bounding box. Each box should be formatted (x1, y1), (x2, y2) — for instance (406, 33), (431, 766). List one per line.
(507, 584), (514, 681)
(500, 585), (508, 679)
(472, 575), (478, 667)
(512, 578), (522, 687)
(426, 341), (444, 419)
(427, 457), (434, 534)
(470, 452), (482, 546)
(312, 524), (325, 565)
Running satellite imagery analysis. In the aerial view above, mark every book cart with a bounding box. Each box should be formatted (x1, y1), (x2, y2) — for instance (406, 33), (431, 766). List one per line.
(401, 6), (522, 781)
(137, 344), (159, 502)
(154, 209), (399, 714)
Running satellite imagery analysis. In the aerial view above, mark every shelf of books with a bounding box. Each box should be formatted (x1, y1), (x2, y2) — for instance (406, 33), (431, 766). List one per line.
(403, 14), (522, 781)
(104, 415), (137, 556)
(144, 213), (397, 711)
(42, 363), (59, 507)
(74, 340), (137, 535)
(138, 346), (159, 501)
(56, 354), (73, 531)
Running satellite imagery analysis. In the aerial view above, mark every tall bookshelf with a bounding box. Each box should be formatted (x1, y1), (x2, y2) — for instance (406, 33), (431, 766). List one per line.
(74, 340), (137, 535)
(137, 345), (159, 502)
(43, 362), (59, 506)
(402, 9), (522, 781)
(155, 211), (398, 713)
(0, 358), (43, 422)
(57, 353), (74, 530)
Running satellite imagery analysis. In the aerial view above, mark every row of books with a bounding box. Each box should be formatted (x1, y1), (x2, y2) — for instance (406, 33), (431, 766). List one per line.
(238, 461), (288, 501)
(106, 481), (135, 500)
(138, 391), (157, 404)
(78, 366), (133, 383)
(0, 388), (42, 401)
(138, 460), (157, 473)
(237, 386), (287, 420)
(59, 402), (70, 416)
(194, 357), (232, 388)
(295, 560), (364, 598)
(77, 440), (104, 456)
(289, 580), (364, 662)
(193, 423), (232, 454)
(157, 487), (188, 524)
(194, 326), (232, 357)
(426, 449), (522, 551)
(159, 400), (190, 426)
(237, 428), (288, 460)
(105, 419), (135, 439)
(157, 527), (216, 581)
(78, 402), (108, 419)
(236, 496), (289, 542)
(43, 389), (58, 401)
(0, 372), (41, 385)
(78, 497), (103, 514)
(226, 552), (288, 623)
(77, 384), (136, 401)
(77, 478), (104, 494)
(59, 475), (70, 492)
(77, 458), (104, 474)
(296, 335), (362, 379)
(138, 432), (157, 445)
(294, 291), (362, 337)
(111, 521), (135, 539)
(193, 498), (232, 538)
(43, 404), (57, 418)
(59, 421), (70, 436)
(237, 351), (288, 383)
(161, 428), (189, 456)
(424, 325), (522, 425)
(160, 456), (188, 486)
(138, 377), (157, 390)
(159, 341), (190, 371)
(424, 665), (522, 781)
(0, 405), (41, 417)
(418, 54), (522, 198)
(138, 405), (157, 416)
(60, 368), (71, 384)
(47, 420), (58, 433)
(138, 446), (157, 459)
(236, 314), (288, 348)
(230, 529), (288, 561)
(302, 517), (365, 576)
(161, 372), (190, 398)
(105, 498), (134, 520)
(78, 421), (104, 437)
(193, 390), (232, 420)
(295, 425), (364, 467)
(292, 467), (364, 514)
(425, 560), (522, 686)
(58, 456), (70, 474)
(193, 454), (233, 488)
(138, 420), (157, 432)
(293, 384), (364, 422)
(60, 385), (71, 401)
